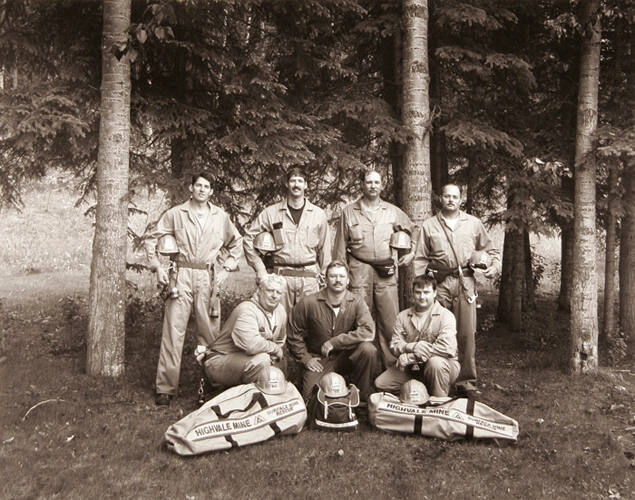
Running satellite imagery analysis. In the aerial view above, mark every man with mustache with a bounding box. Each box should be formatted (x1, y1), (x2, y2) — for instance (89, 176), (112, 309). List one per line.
(244, 168), (331, 313)
(414, 183), (500, 399)
(333, 169), (419, 369)
(288, 261), (380, 401)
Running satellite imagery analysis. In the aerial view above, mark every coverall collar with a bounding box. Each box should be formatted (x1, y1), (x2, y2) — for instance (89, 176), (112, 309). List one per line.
(352, 197), (388, 212)
(317, 288), (355, 314)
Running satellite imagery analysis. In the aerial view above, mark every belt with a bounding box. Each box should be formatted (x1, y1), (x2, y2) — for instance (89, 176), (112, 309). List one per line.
(178, 262), (211, 270)
(273, 261), (316, 268)
(276, 268), (319, 278)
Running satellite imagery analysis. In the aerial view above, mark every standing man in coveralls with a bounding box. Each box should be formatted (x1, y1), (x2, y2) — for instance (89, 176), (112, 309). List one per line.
(243, 167), (331, 313)
(145, 173), (243, 406)
(414, 183), (500, 398)
(333, 169), (419, 368)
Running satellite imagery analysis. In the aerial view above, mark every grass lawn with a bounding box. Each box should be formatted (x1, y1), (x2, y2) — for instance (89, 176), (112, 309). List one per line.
(0, 175), (632, 499)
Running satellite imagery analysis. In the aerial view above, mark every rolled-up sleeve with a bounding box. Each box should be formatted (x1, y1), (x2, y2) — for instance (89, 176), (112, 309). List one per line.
(219, 214), (243, 271)
(426, 309), (458, 359)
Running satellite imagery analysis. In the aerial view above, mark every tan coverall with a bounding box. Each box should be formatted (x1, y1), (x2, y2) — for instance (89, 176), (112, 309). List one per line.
(333, 199), (418, 367)
(375, 301), (460, 397)
(243, 199), (331, 313)
(414, 211), (500, 393)
(145, 200), (243, 396)
(204, 298), (287, 388)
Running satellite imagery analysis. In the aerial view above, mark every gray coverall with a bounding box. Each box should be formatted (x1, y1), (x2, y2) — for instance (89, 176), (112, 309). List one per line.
(145, 200), (243, 396)
(333, 199), (418, 367)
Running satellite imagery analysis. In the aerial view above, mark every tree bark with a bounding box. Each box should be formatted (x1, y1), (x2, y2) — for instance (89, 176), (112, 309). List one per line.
(87, 0), (131, 377)
(619, 161), (635, 359)
(602, 161), (619, 355)
(570, 0), (600, 373)
(558, 208), (574, 311)
(401, 0), (432, 303)
(523, 229), (535, 311)
(497, 223), (514, 322)
(510, 227), (525, 332)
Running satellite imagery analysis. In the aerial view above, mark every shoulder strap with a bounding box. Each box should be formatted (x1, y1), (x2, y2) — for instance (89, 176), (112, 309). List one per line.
(436, 214), (461, 269)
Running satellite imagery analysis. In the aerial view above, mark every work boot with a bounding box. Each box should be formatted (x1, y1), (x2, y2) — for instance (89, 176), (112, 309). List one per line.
(155, 393), (172, 406)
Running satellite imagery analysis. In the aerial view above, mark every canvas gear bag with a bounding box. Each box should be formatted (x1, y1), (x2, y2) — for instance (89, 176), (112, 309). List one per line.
(165, 382), (307, 456)
(307, 383), (361, 431)
(368, 392), (519, 441)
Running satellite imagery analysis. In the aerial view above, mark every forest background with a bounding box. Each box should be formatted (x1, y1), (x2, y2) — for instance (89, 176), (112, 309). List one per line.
(0, 0), (633, 498)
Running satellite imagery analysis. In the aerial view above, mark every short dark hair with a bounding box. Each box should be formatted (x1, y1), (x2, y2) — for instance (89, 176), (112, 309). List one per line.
(441, 183), (462, 196)
(286, 167), (306, 183)
(413, 273), (437, 291)
(191, 172), (213, 186)
(325, 260), (349, 277)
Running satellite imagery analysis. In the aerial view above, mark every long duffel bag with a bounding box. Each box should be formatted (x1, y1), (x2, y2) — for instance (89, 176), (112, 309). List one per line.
(368, 392), (519, 441)
(165, 382), (307, 456)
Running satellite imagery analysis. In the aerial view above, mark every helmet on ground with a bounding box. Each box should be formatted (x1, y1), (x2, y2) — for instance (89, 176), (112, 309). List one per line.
(468, 250), (492, 270)
(390, 230), (412, 251)
(318, 372), (349, 398)
(399, 379), (430, 405)
(255, 366), (286, 395)
(157, 234), (179, 256)
(254, 231), (277, 254)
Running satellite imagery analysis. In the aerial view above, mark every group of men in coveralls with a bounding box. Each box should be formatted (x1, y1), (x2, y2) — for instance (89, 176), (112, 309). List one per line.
(145, 168), (499, 407)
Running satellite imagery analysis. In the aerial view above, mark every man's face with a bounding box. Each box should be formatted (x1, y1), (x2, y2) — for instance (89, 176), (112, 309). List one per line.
(258, 280), (283, 311)
(287, 175), (307, 199)
(325, 266), (349, 293)
(441, 185), (461, 213)
(413, 284), (436, 310)
(189, 177), (213, 203)
(362, 171), (382, 200)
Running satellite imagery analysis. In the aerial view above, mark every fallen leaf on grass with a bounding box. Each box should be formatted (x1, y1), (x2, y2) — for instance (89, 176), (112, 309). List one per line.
(609, 404), (625, 411)
(2, 437), (15, 444)
(65, 435), (75, 442)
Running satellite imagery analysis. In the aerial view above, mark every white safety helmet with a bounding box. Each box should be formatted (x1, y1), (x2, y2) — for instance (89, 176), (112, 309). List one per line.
(390, 230), (412, 251)
(399, 379), (430, 405)
(253, 231), (277, 254)
(468, 250), (492, 271)
(255, 365), (287, 395)
(318, 372), (349, 398)
(157, 234), (179, 256)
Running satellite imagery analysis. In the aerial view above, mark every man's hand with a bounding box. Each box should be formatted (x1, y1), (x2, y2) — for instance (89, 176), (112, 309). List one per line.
(156, 267), (169, 287)
(306, 357), (324, 372)
(256, 272), (268, 285)
(216, 267), (230, 286)
(396, 353), (412, 371)
(483, 265), (499, 279)
(413, 342), (432, 362)
(397, 251), (415, 267)
(321, 340), (334, 358)
(270, 344), (284, 361)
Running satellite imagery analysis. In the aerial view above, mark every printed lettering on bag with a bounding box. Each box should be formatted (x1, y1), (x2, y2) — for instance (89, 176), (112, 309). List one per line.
(187, 398), (304, 441)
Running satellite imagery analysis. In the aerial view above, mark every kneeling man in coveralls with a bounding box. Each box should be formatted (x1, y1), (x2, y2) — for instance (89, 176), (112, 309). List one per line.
(288, 260), (380, 402)
(203, 274), (287, 390)
(145, 173), (243, 405)
(375, 273), (460, 397)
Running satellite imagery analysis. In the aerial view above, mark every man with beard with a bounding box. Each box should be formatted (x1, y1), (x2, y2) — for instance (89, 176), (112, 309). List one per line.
(288, 261), (380, 401)
(333, 169), (418, 368)
(414, 183), (500, 398)
(243, 168), (331, 313)
(145, 173), (243, 405)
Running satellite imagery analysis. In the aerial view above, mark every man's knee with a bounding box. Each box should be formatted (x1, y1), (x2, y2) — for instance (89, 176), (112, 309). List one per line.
(244, 352), (272, 373)
(424, 356), (450, 375)
(354, 341), (378, 360)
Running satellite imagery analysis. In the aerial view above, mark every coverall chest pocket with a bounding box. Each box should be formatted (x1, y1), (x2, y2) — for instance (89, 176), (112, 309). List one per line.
(304, 225), (319, 249)
(429, 231), (449, 259)
(174, 228), (187, 253)
(348, 222), (364, 249)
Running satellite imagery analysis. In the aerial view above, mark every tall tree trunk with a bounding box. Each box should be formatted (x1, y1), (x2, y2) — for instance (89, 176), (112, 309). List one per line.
(401, 0), (432, 304)
(510, 228), (525, 331)
(87, 0), (131, 377)
(465, 153), (474, 214)
(428, 17), (448, 197)
(619, 161), (635, 359)
(602, 161), (619, 356)
(497, 223), (514, 322)
(558, 211), (574, 311)
(523, 229), (535, 311)
(570, 0), (601, 373)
